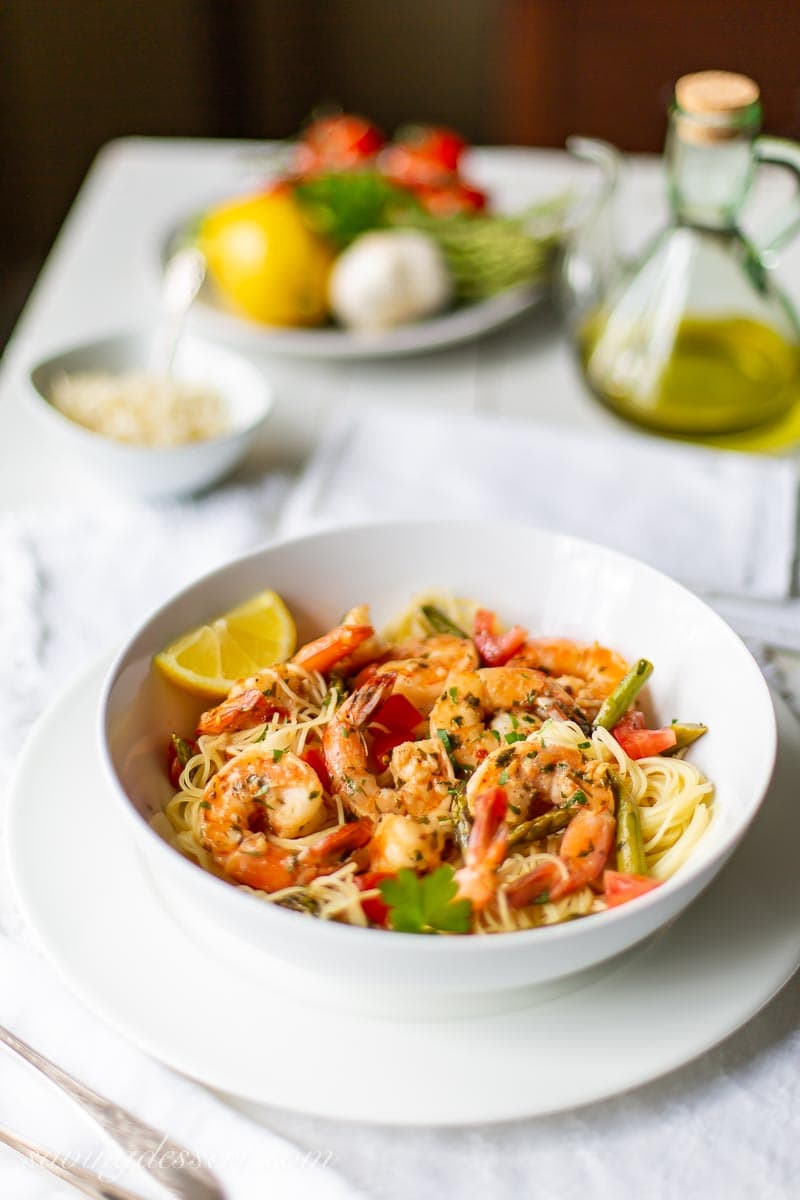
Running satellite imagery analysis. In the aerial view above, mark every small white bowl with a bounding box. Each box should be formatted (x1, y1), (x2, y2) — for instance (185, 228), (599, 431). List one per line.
(99, 521), (776, 1014)
(28, 330), (273, 498)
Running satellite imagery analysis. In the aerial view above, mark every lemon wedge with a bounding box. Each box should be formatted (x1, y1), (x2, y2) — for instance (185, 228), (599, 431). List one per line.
(154, 589), (296, 698)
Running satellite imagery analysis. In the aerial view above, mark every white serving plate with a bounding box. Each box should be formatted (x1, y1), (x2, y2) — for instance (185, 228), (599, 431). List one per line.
(8, 659), (800, 1125)
(161, 147), (557, 359)
(98, 522), (776, 1010)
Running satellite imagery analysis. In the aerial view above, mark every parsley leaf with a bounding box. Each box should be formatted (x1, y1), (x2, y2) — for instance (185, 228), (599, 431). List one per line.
(436, 728), (454, 754)
(378, 866), (472, 934)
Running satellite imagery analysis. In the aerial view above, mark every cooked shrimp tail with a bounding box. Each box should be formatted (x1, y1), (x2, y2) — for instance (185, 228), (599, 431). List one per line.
(506, 807), (616, 908)
(291, 622), (374, 675)
(224, 818), (373, 893)
(455, 787), (508, 910)
(197, 688), (285, 735)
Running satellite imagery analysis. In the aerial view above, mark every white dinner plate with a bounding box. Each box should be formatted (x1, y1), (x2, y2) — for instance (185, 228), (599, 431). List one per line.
(161, 148), (554, 359)
(8, 659), (800, 1126)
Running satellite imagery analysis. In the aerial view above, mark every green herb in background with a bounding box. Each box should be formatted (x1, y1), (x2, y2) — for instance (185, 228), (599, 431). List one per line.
(293, 171), (420, 249)
(392, 195), (569, 301)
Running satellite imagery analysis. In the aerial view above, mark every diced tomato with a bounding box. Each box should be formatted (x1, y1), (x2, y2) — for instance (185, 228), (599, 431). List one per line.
(399, 124), (467, 171)
(381, 125), (469, 189)
(363, 693), (426, 772)
(604, 870), (661, 908)
(296, 113), (385, 173)
(371, 693), (425, 735)
(300, 745), (332, 794)
(167, 746), (183, 789)
(615, 711), (645, 731)
(612, 716), (677, 760)
(166, 735), (198, 789)
(381, 145), (452, 189)
(368, 728), (409, 774)
(414, 181), (488, 216)
(356, 871), (395, 926)
(473, 608), (528, 667)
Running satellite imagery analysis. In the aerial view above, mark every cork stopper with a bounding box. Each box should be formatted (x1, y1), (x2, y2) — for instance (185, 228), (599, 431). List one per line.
(674, 71), (760, 144)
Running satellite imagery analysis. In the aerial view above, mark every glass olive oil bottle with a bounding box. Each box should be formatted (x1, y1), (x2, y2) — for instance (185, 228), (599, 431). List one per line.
(575, 72), (800, 436)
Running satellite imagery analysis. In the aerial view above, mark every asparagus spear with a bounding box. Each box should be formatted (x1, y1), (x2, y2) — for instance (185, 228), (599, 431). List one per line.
(613, 774), (648, 876)
(594, 658), (654, 730)
(171, 733), (195, 766)
(662, 723), (708, 756)
(507, 806), (573, 849)
(421, 604), (467, 638)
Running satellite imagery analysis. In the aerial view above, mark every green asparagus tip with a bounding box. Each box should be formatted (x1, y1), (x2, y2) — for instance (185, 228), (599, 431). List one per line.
(593, 658), (654, 730)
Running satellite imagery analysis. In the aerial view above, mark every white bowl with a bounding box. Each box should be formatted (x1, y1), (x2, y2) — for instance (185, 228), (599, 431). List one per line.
(28, 330), (273, 498)
(99, 521), (776, 1013)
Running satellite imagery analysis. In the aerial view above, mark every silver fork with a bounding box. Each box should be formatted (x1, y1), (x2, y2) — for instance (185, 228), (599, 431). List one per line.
(0, 1124), (148, 1199)
(0, 1024), (225, 1199)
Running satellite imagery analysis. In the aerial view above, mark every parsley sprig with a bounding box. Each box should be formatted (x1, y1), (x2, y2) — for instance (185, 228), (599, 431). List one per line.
(378, 865), (472, 934)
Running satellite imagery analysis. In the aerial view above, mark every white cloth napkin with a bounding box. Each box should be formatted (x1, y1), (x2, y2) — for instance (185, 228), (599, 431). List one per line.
(281, 406), (800, 646)
(0, 472), (291, 788)
(0, 472), (364, 1200)
(0, 937), (363, 1200)
(2, 411), (799, 1200)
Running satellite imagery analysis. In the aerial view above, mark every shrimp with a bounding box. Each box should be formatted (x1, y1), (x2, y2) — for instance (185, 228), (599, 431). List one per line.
(369, 811), (448, 873)
(201, 747), (328, 843)
(197, 618), (374, 735)
(221, 821), (372, 893)
(429, 666), (591, 771)
(323, 673), (455, 821)
(504, 760), (616, 907)
(466, 743), (595, 826)
(199, 746), (372, 891)
(197, 686), (290, 735)
(509, 638), (628, 723)
(454, 788), (509, 910)
(291, 619), (374, 675)
(364, 635), (479, 714)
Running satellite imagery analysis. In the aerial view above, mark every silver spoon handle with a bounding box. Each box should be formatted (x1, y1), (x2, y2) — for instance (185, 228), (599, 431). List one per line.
(0, 1024), (224, 1199)
(0, 1124), (147, 1200)
(151, 246), (206, 377)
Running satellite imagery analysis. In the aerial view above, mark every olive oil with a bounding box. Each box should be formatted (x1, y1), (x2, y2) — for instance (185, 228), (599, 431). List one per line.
(580, 315), (800, 435)
(564, 72), (800, 440)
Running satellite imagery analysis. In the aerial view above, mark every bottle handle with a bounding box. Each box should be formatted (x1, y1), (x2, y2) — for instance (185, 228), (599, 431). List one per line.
(751, 136), (800, 264)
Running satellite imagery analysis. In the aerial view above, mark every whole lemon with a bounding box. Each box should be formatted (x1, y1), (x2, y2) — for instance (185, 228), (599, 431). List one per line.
(199, 189), (334, 326)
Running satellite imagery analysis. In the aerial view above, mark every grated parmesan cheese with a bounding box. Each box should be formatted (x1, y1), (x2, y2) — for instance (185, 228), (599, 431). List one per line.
(50, 370), (228, 447)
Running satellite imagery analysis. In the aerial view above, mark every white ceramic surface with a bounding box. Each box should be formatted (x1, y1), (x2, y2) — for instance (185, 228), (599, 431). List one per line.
(98, 521), (776, 1009)
(9, 659), (800, 1124)
(27, 330), (273, 497)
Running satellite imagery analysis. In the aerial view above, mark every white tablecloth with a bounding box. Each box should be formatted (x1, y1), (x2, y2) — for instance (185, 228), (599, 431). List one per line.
(1, 138), (799, 1200)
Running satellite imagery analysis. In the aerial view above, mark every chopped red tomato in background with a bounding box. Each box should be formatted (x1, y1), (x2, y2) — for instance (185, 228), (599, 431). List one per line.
(415, 181), (488, 216)
(300, 745), (333, 794)
(297, 113), (385, 172)
(612, 711), (677, 759)
(473, 608), (528, 667)
(166, 735), (198, 789)
(367, 693), (426, 773)
(356, 871), (394, 925)
(604, 870), (661, 908)
(396, 124), (467, 172)
(371, 693), (425, 735)
(369, 729), (409, 773)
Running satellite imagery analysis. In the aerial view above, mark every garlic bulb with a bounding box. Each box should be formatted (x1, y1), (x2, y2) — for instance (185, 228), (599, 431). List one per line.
(329, 230), (452, 330)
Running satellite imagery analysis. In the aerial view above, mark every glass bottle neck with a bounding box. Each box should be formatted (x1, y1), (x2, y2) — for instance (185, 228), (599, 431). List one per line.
(665, 120), (757, 230)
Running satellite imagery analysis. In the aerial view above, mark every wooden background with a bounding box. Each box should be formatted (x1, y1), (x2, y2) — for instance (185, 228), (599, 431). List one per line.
(2, 0), (799, 345)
